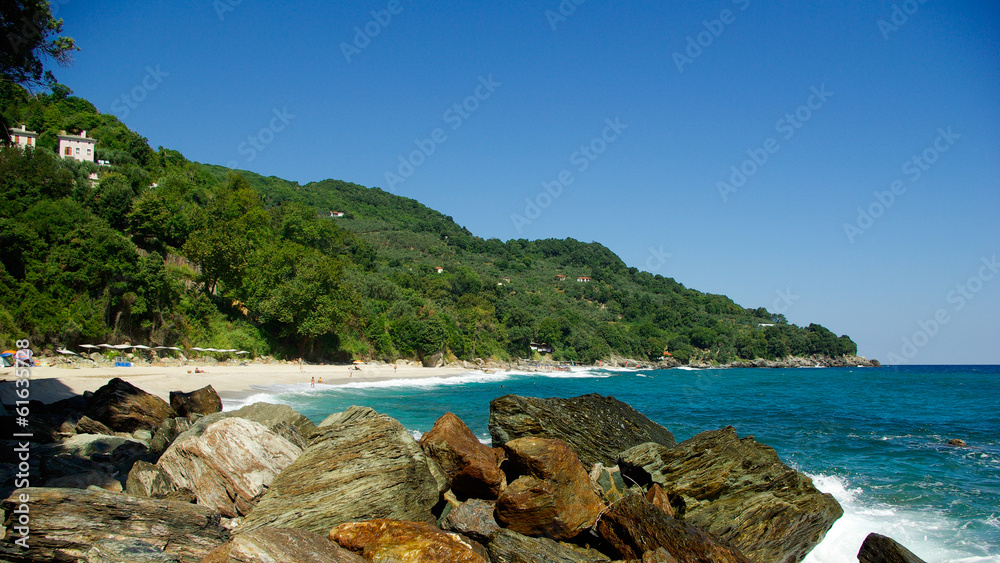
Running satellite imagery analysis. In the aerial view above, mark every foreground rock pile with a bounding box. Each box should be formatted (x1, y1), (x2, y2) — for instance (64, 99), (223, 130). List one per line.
(0, 384), (918, 562)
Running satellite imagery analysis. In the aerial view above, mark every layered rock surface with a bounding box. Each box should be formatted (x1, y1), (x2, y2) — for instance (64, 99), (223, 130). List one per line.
(330, 519), (487, 562)
(489, 394), (676, 468)
(168, 385), (222, 418)
(85, 377), (177, 433)
(619, 426), (842, 563)
(202, 526), (365, 563)
(420, 412), (504, 499)
(486, 528), (611, 563)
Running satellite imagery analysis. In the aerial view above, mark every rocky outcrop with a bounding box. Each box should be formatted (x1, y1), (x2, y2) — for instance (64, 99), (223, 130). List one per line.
(489, 394), (676, 469)
(589, 463), (630, 504)
(496, 437), (605, 541)
(857, 533), (928, 563)
(0, 487), (229, 562)
(329, 519), (487, 562)
(594, 494), (750, 563)
(619, 427), (842, 563)
(645, 483), (679, 518)
(126, 417), (302, 517)
(486, 528), (611, 562)
(202, 526), (365, 563)
(85, 377), (177, 433)
(37, 433), (151, 491)
(420, 412), (504, 499)
(239, 406), (447, 535)
(726, 355), (881, 368)
(441, 498), (500, 542)
(169, 385), (222, 417)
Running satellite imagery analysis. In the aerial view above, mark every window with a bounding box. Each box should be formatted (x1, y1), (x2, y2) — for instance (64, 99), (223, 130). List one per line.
(64, 146), (72, 156)
(13, 136), (19, 144)
(87, 148), (92, 155)
(75, 147), (80, 155)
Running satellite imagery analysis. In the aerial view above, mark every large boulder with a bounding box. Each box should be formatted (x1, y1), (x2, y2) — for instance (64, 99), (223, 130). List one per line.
(0, 487), (229, 562)
(329, 519), (487, 562)
(37, 433), (152, 492)
(239, 406), (447, 535)
(495, 437), (605, 541)
(441, 498), (500, 542)
(857, 533), (928, 563)
(202, 526), (365, 563)
(420, 412), (504, 499)
(169, 385), (222, 417)
(85, 378), (177, 433)
(125, 417), (302, 517)
(486, 528), (611, 563)
(594, 494), (750, 563)
(619, 427), (842, 563)
(489, 394), (676, 469)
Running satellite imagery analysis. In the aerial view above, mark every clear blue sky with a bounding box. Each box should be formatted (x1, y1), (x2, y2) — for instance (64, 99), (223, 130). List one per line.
(49, 0), (999, 364)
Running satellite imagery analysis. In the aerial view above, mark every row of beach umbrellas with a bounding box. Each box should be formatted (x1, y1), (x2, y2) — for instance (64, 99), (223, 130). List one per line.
(60, 344), (249, 356)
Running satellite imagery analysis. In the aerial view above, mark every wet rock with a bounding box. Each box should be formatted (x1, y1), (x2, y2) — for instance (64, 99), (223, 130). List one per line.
(595, 494), (750, 563)
(486, 528), (611, 562)
(441, 498), (500, 542)
(619, 426), (842, 563)
(329, 519), (487, 562)
(85, 378), (177, 433)
(857, 533), (928, 563)
(240, 406), (447, 535)
(0, 487), (229, 562)
(202, 526), (364, 563)
(420, 412), (504, 499)
(489, 394), (676, 469)
(947, 438), (967, 447)
(496, 437), (605, 541)
(169, 385), (222, 418)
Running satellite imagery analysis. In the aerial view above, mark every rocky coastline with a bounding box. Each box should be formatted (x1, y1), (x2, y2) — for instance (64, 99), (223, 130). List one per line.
(0, 380), (918, 562)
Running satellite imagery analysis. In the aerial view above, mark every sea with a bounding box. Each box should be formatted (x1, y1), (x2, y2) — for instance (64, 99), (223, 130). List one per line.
(224, 365), (1000, 562)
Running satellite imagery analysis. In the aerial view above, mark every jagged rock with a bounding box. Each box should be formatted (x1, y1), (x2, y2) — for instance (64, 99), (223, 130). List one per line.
(645, 483), (677, 518)
(240, 406), (447, 535)
(150, 417), (193, 456)
(420, 412), (504, 499)
(202, 526), (364, 563)
(169, 385), (222, 418)
(590, 463), (629, 504)
(857, 533), (928, 563)
(441, 498), (500, 542)
(595, 494), (750, 562)
(496, 437), (605, 541)
(131, 417), (301, 517)
(75, 415), (114, 435)
(329, 519), (486, 562)
(618, 427), (842, 563)
(84, 537), (181, 562)
(486, 528), (611, 562)
(489, 394), (676, 469)
(0, 487), (229, 562)
(125, 460), (176, 498)
(85, 378), (177, 433)
(176, 402), (315, 451)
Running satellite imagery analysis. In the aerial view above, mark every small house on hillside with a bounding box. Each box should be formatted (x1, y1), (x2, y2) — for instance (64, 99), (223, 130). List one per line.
(577, 276), (591, 283)
(435, 266), (445, 274)
(10, 125), (38, 149)
(58, 130), (96, 162)
(329, 211), (345, 217)
(530, 342), (554, 354)
(555, 274), (566, 281)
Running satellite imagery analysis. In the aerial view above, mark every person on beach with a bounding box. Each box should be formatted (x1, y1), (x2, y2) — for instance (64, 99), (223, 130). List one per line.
(310, 376), (315, 387)
(394, 364), (397, 373)
(317, 376), (322, 384)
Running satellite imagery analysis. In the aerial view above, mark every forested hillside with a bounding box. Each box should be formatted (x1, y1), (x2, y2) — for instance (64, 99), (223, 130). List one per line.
(1, 84), (859, 364)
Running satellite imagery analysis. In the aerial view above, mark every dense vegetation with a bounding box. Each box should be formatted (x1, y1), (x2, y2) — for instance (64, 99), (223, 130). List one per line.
(0, 84), (859, 364)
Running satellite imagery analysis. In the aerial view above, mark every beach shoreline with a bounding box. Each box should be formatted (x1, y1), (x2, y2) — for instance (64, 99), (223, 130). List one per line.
(0, 362), (478, 405)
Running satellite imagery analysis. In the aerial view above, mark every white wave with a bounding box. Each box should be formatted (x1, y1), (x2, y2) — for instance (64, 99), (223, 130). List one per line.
(221, 390), (292, 411)
(804, 474), (1000, 563)
(328, 371), (509, 390)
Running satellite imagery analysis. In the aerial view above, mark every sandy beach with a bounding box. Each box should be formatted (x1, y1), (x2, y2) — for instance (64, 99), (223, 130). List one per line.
(0, 362), (476, 405)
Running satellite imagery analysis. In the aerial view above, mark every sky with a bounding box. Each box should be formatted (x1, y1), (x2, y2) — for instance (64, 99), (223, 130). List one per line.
(44, 0), (999, 364)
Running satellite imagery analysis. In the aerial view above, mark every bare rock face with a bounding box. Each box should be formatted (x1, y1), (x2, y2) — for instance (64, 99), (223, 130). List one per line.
(420, 412), (505, 499)
(589, 463), (630, 504)
(645, 483), (678, 519)
(127, 417), (302, 517)
(202, 526), (365, 563)
(495, 437), (605, 541)
(441, 498), (500, 542)
(594, 494), (750, 563)
(0, 487), (229, 562)
(486, 528), (612, 563)
(84, 537), (182, 562)
(74, 415), (114, 435)
(329, 519), (487, 562)
(857, 533), (928, 563)
(489, 394), (676, 469)
(619, 427), (842, 563)
(169, 385), (222, 418)
(85, 377), (177, 433)
(239, 406), (447, 535)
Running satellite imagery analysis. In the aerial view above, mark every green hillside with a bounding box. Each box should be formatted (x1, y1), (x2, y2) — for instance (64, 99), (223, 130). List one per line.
(1, 84), (859, 364)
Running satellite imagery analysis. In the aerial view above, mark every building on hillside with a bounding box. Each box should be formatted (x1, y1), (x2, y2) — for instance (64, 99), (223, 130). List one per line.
(554, 274), (566, 281)
(529, 342), (554, 354)
(57, 130), (96, 162)
(10, 125), (38, 149)
(435, 266), (445, 274)
(329, 211), (345, 217)
(577, 276), (592, 283)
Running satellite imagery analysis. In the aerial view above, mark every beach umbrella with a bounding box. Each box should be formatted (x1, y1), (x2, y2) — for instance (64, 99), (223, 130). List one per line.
(98, 344), (114, 348)
(191, 347), (208, 351)
(113, 344), (132, 350)
(0, 351), (13, 357)
(79, 344), (98, 350)
(236, 351), (249, 355)
(56, 348), (77, 355)
(132, 345), (151, 350)
(352, 360), (363, 364)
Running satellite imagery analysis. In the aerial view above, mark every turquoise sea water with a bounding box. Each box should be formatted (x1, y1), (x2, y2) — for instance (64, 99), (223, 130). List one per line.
(227, 365), (1000, 562)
